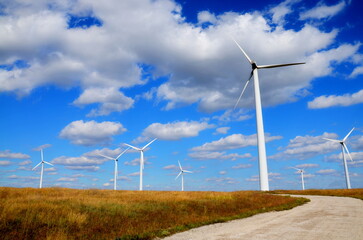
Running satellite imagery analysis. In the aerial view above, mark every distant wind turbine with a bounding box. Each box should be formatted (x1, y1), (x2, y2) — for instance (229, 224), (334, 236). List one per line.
(98, 147), (129, 190)
(232, 37), (305, 191)
(323, 127), (355, 189)
(124, 138), (157, 191)
(32, 148), (53, 188)
(292, 167), (305, 190)
(175, 161), (193, 191)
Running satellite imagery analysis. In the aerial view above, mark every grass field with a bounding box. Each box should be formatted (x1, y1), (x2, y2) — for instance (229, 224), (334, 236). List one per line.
(0, 187), (308, 240)
(269, 188), (363, 200)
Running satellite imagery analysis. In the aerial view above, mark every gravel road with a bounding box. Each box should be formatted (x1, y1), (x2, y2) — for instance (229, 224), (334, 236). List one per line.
(163, 195), (363, 240)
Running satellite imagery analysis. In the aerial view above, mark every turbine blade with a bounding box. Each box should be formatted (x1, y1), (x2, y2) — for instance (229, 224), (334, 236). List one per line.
(115, 147), (130, 160)
(291, 167), (300, 171)
(231, 37), (253, 64)
(257, 62), (305, 69)
(234, 76), (251, 110)
(43, 161), (53, 166)
(343, 143), (353, 162)
(175, 171), (182, 180)
(124, 143), (141, 151)
(142, 138), (157, 150)
(343, 127), (355, 142)
(32, 162), (42, 170)
(323, 138), (341, 143)
(178, 160), (182, 171)
(184, 170), (193, 173)
(97, 153), (115, 161)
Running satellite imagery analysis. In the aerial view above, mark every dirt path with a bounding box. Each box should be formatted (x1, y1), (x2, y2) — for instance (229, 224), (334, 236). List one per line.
(163, 195), (363, 240)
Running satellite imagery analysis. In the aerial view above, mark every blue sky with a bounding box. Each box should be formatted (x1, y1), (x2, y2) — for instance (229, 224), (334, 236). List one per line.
(1, 0), (362, 191)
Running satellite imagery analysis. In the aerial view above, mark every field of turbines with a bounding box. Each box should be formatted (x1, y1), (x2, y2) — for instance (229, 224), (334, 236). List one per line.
(0, 187), (309, 240)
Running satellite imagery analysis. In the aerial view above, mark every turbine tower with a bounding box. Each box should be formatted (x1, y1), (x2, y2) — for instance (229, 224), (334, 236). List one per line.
(323, 127), (355, 189)
(32, 148), (53, 188)
(124, 138), (157, 191)
(175, 161), (193, 191)
(98, 147), (129, 190)
(232, 38), (305, 191)
(292, 167), (305, 190)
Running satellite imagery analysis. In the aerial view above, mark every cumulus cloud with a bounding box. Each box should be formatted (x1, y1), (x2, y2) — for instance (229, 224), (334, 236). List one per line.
(59, 120), (126, 146)
(300, 1), (347, 20)
(295, 163), (319, 169)
(270, 132), (340, 160)
(73, 87), (134, 116)
(0, 0), (360, 115)
(191, 133), (282, 152)
(232, 164), (253, 169)
(52, 147), (128, 171)
(214, 127), (230, 135)
(142, 121), (214, 140)
(316, 169), (337, 175)
(189, 151), (251, 161)
(0, 161), (11, 166)
(0, 150), (30, 159)
(308, 89), (363, 109)
(350, 66), (363, 78)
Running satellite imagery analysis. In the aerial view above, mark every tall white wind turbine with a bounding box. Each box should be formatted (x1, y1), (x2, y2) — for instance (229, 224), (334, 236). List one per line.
(98, 147), (129, 190)
(323, 127), (355, 189)
(292, 167), (305, 190)
(32, 148), (53, 189)
(175, 161), (193, 191)
(124, 138), (157, 191)
(232, 38), (305, 191)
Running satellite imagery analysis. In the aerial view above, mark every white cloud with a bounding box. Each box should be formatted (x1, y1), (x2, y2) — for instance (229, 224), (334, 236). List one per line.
(270, 132), (339, 160)
(0, 0), (360, 115)
(295, 163), (319, 169)
(191, 133), (282, 152)
(198, 11), (217, 25)
(163, 164), (179, 170)
(205, 177), (238, 184)
(349, 66), (363, 78)
(57, 177), (78, 182)
(33, 144), (52, 151)
(189, 151), (251, 161)
(52, 147), (126, 171)
(214, 127), (230, 135)
(128, 172), (140, 176)
(300, 1), (346, 20)
(19, 160), (32, 166)
(73, 87), (134, 116)
(316, 169), (337, 175)
(308, 89), (363, 109)
(0, 161), (11, 166)
(219, 171), (227, 175)
(232, 164), (253, 169)
(142, 121), (214, 140)
(269, 0), (300, 24)
(0, 150), (30, 159)
(59, 120), (126, 146)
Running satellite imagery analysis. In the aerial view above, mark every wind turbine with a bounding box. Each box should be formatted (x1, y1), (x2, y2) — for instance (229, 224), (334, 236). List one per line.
(292, 167), (305, 190)
(323, 127), (355, 189)
(124, 138), (157, 191)
(175, 161), (193, 191)
(98, 147), (129, 190)
(32, 148), (53, 188)
(232, 38), (305, 191)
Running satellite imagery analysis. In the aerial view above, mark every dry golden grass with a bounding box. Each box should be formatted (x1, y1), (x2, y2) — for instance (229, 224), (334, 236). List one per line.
(269, 188), (363, 200)
(0, 187), (308, 240)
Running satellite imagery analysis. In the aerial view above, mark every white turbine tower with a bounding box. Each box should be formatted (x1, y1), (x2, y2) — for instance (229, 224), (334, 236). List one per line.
(98, 147), (129, 190)
(323, 127), (355, 189)
(232, 38), (305, 191)
(292, 167), (305, 190)
(175, 161), (193, 191)
(32, 148), (53, 189)
(124, 138), (157, 191)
